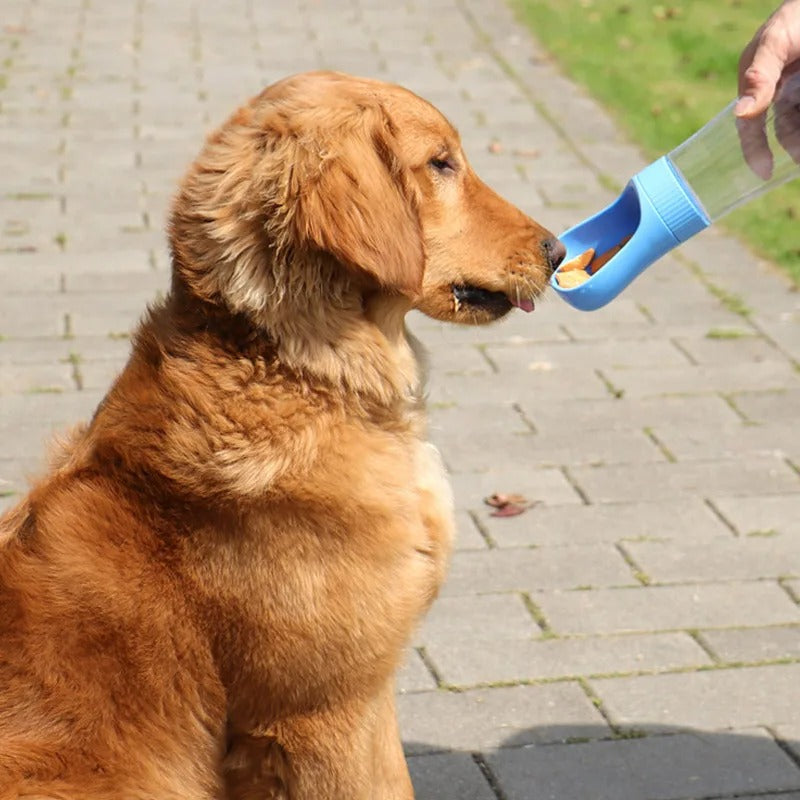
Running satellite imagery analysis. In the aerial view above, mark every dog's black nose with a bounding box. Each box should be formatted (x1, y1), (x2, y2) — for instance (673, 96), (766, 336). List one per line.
(543, 237), (567, 270)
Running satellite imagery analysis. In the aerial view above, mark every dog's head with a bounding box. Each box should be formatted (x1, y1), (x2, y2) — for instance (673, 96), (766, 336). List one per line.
(169, 71), (562, 329)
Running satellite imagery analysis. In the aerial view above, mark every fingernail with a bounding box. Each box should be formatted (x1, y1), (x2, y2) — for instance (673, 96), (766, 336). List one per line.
(735, 95), (756, 116)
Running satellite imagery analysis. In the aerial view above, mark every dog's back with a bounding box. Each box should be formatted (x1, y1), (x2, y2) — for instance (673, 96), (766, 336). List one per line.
(0, 426), (227, 799)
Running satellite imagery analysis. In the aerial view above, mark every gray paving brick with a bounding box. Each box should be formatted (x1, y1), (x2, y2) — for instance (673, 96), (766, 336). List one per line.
(426, 368), (612, 408)
(520, 394), (742, 434)
(592, 664), (800, 731)
(700, 626), (800, 663)
(0, 457), (45, 497)
(0, 299), (64, 338)
(78, 358), (128, 392)
(407, 309), (569, 346)
(487, 339), (690, 372)
(524, 427), (664, 468)
(533, 583), (800, 636)
(414, 593), (541, 648)
(434, 425), (663, 473)
(427, 632), (711, 687)
(453, 510), (489, 551)
(1, 267), (62, 295)
(0, 390), (104, 427)
(61, 294), (149, 338)
(396, 650), (438, 694)
(569, 457), (800, 504)
(553, 292), (650, 332)
(0, 363), (75, 395)
(0, 338), (76, 366)
(626, 285), (749, 329)
(712, 494), (800, 537)
(428, 402), (528, 439)
(418, 343), (491, 377)
(448, 467), (583, 509)
(487, 728), (800, 800)
(1, 249), (154, 276)
(673, 333), (779, 365)
(652, 420), (800, 461)
(579, 318), (766, 343)
(777, 724), (800, 762)
(733, 389), (800, 423)
(624, 537), (800, 584)
(474, 498), (732, 548)
(0, 493), (18, 515)
(755, 314), (800, 363)
(399, 683), (609, 754)
(440, 545), (634, 597)
(407, 753), (495, 800)
(63, 271), (169, 295)
(605, 360), (800, 398)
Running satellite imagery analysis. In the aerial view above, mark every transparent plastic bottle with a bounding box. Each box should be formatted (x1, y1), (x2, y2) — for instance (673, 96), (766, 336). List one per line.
(553, 74), (800, 311)
(669, 77), (800, 221)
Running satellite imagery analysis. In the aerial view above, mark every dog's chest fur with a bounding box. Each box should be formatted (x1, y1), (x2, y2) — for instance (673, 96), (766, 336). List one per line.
(184, 406), (455, 728)
(90, 321), (456, 728)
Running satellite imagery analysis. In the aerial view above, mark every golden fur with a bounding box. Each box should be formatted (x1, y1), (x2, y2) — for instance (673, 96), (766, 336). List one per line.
(0, 72), (560, 799)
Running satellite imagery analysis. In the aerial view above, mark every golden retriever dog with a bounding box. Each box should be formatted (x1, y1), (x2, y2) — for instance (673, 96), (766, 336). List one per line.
(0, 71), (563, 799)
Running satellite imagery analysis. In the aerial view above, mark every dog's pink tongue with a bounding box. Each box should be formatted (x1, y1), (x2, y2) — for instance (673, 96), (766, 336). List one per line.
(513, 298), (535, 313)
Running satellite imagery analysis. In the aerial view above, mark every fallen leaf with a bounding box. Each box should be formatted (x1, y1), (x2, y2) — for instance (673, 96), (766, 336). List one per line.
(485, 492), (528, 508)
(490, 503), (529, 518)
(484, 492), (539, 518)
(488, 140), (504, 154)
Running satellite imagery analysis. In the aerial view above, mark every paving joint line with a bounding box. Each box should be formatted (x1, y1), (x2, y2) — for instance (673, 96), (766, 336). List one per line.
(476, 344), (499, 374)
(766, 725), (800, 772)
(687, 629), (722, 664)
(703, 498), (741, 537)
(470, 752), (508, 800)
(614, 542), (651, 586)
(642, 426), (677, 463)
(466, 509), (497, 550)
(512, 401), (537, 434)
(519, 592), (556, 639)
(559, 465), (590, 505)
(415, 646), (446, 689)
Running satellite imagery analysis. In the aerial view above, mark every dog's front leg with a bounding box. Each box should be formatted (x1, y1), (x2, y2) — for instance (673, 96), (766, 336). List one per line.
(414, 441), (456, 601)
(224, 731), (291, 800)
(368, 679), (415, 800)
(225, 698), (393, 800)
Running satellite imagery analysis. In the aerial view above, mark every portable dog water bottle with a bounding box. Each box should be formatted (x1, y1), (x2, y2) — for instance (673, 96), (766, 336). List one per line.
(552, 75), (800, 311)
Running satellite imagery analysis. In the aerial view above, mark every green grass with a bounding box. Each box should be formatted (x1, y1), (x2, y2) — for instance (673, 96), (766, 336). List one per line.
(705, 327), (751, 339)
(511, 0), (800, 282)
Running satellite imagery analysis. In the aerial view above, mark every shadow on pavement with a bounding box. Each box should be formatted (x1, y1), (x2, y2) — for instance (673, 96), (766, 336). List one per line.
(405, 724), (800, 800)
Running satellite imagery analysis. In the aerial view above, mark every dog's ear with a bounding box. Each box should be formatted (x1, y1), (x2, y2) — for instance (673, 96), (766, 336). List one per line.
(286, 107), (424, 299)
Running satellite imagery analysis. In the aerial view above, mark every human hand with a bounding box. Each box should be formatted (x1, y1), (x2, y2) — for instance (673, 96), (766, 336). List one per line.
(735, 0), (800, 179)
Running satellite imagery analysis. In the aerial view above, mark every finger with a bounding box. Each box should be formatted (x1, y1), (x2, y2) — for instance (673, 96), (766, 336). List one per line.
(774, 71), (800, 165)
(736, 53), (785, 118)
(736, 114), (775, 180)
(736, 8), (796, 119)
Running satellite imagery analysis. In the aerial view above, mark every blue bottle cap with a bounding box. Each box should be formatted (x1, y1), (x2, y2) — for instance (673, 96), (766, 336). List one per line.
(551, 156), (711, 311)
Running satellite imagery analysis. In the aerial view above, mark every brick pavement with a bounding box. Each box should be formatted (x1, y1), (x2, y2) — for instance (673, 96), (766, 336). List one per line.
(2, 0), (800, 797)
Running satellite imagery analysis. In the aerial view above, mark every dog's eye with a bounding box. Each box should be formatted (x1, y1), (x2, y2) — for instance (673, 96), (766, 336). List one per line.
(429, 156), (456, 175)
